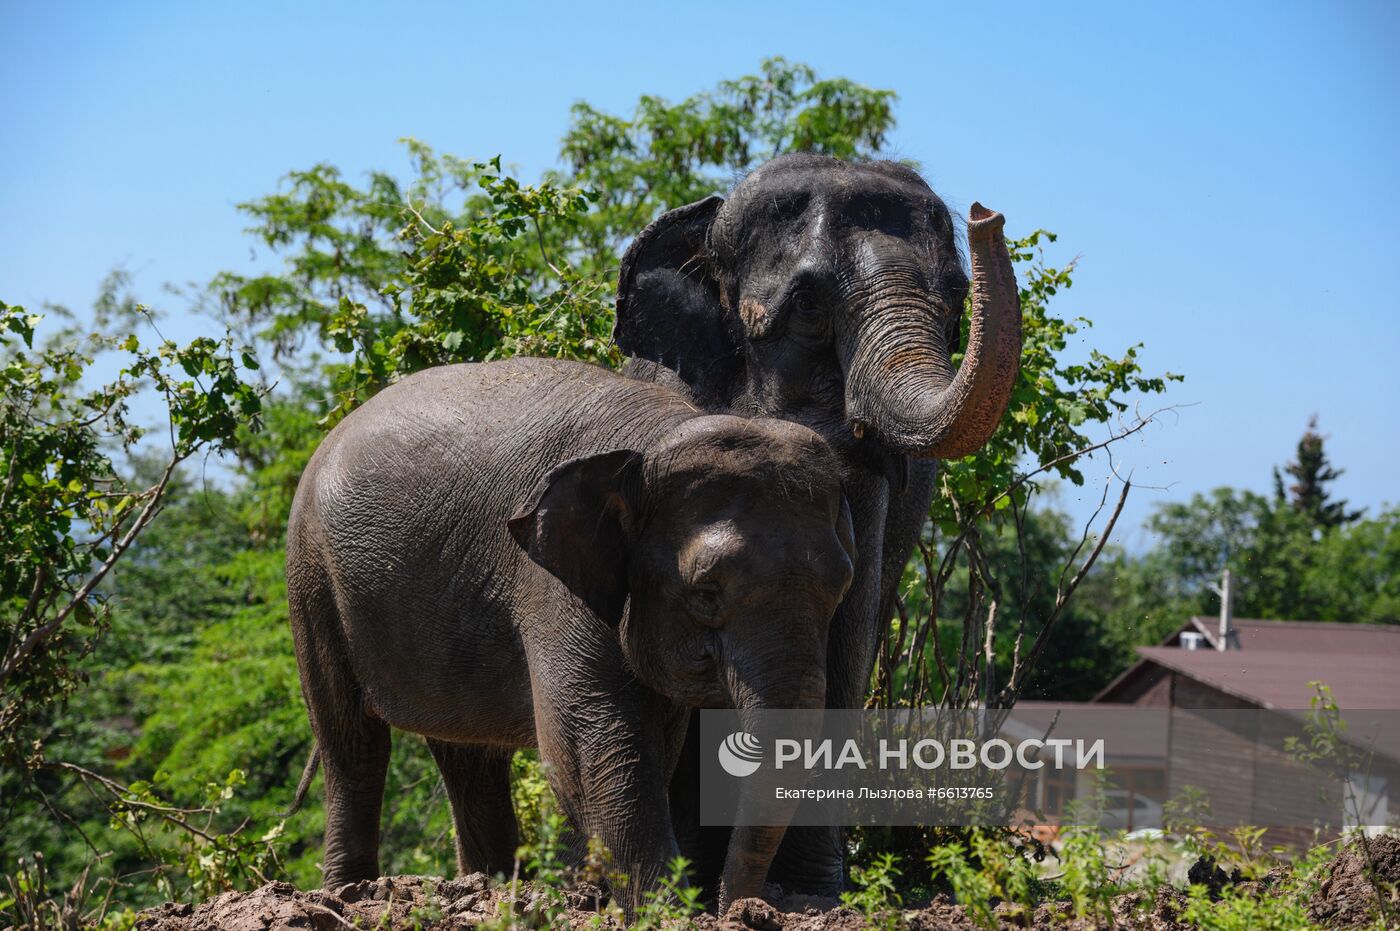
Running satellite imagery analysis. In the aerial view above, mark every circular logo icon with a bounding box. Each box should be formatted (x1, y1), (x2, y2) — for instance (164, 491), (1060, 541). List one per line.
(717, 731), (763, 777)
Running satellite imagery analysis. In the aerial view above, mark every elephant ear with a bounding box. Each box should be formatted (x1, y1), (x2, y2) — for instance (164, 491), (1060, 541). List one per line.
(614, 196), (739, 407)
(507, 449), (643, 625)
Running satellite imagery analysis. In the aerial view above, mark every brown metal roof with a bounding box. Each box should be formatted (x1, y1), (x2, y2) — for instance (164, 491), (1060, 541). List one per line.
(1176, 617), (1400, 655)
(1133, 645), (1400, 710)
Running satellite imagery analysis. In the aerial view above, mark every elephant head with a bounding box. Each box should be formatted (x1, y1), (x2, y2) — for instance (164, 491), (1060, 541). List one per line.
(508, 415), (855, 903)
(615, 153), (1021, 461)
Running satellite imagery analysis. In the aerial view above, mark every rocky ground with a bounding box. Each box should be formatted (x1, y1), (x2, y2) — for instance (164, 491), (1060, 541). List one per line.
(133, 836), (1399, 930)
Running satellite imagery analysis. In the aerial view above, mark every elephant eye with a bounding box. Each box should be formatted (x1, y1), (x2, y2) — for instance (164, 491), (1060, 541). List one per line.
(786, 291), (829, 342)
(686, 584), (724, 625)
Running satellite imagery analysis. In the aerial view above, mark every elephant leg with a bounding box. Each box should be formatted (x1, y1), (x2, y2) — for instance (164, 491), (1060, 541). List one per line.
(426, 739), (519, 878)
(667, 715), (729, 904)
(288, 561), (392, 889)
(300, 640), (391, 888)
(319, 713), (391, 888)
(825, 468), (891, 709)
(530, 671), (678, 911)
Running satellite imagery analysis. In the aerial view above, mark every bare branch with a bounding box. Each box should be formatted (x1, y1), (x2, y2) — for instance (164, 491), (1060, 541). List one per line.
(532, 215), (566, 278)
(47, 761), (221, 843)
(977, 406), (1168, 520)
(1001, 477), (1131, 706)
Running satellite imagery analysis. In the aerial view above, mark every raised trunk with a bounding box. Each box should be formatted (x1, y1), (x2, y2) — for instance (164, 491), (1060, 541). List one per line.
(843, 204), (1022, 460)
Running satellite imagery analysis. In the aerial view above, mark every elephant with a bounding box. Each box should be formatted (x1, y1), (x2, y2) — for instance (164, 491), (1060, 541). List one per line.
(285, 356), (855, 911)
(614, 153), (1022, 893)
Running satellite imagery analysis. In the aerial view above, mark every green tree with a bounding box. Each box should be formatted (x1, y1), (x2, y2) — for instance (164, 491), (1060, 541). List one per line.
(931, 507), (1136, 701)
(0, 300), (262, 772)
(208, 57), (896, 386)
(1304, 507), (1400, 623)
(556, 57), (895, 269)
(1106, 418), (1395, 633)
(1107, 487), (1315, 627)
(0, 299), (278, 917)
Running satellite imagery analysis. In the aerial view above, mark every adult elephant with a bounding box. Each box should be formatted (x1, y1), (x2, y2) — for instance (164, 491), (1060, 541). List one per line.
(614, 153), (1022, 894)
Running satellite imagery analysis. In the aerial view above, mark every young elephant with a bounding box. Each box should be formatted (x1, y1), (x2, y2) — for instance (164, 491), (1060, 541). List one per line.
(287, 357), (854, 909)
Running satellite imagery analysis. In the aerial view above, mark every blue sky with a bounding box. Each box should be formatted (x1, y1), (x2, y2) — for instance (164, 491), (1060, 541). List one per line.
(3, 0), (1398, 544)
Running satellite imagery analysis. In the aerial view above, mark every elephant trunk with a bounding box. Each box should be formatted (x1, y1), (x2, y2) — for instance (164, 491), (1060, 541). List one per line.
(842, 204), (1022, 460)
(716, 654), (826, 912)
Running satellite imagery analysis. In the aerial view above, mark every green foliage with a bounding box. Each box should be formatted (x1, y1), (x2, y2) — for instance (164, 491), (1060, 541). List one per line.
(1181, 879), (1316, 931)
(630, 858), (703, 931)
(927, 842), (996, 928)
(231, 377), (330, 542)
(0, 298), (265, 916)
(1057, 823), (1120, 924)
(1302, 508), (1400, 623)
(1286, 682), (1363, 777)
(1162, 785), (1217, 860)
(489, 797), (701, 929)
(404, 883), (446, 931)
(856, 825), (1382, 931)
(510, 751), (556, 852)
(1180, 846), (1336, 931)
(841, 851), (905, 930)
(926, 830), (1049, 930)
(512, 795), (570, 926)
(321, 157), (616, 426)
(97, 767), (285, 903)
(932, 230), (1181, 528)
(1109, 488), (1399, 630)
(558, 56), (895, 269)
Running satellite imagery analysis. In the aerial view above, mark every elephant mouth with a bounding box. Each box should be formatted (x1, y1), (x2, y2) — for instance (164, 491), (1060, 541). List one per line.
(632, 634), (727, 706)
(688, 639), (729, 706)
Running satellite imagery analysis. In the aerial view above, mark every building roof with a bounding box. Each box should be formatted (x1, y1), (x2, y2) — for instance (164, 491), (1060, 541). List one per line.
(1095, 618), (1400, 710)
(1133, 645), (1400, 710)
(1170, 617), (1400, 655)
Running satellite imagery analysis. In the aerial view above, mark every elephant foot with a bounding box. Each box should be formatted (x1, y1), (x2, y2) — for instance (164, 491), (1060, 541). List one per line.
(765, 862), (845, 899)
(321, 855), (381, 893)
(766, 825), (846, 898)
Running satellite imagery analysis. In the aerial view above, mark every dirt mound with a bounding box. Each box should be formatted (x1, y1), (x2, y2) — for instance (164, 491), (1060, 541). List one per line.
(1309, 834), (1400, 928)
(132, 838), (1398, 930)
(131, 878), (1178, 930)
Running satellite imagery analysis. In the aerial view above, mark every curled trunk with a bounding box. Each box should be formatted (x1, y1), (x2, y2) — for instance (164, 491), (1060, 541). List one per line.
(843, 204), (1022, 460)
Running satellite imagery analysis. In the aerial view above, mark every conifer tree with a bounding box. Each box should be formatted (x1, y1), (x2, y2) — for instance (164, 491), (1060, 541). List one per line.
(1274, 415), (1363, 529)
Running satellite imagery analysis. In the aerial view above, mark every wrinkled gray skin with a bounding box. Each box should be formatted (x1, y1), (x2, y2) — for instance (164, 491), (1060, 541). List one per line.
(615, 154), (1022, 893)
(287, 357), (854, 911)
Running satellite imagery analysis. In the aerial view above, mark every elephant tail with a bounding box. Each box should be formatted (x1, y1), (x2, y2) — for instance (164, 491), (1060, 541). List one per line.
(282, 741), (320, 817)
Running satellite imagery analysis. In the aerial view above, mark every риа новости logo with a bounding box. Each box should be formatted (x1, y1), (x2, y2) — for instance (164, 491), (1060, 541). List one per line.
(717, 731), (763, 777)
